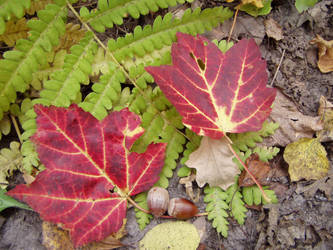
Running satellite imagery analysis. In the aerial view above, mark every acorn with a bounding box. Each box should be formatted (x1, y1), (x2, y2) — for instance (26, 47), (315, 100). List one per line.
(147, 187), (169, 217)
(168, 197), (199, 219)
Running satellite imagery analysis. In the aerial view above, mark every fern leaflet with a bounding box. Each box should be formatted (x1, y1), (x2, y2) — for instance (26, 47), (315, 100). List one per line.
(230, 121), (279, 152)
(80, 67), (125, 120)
(226, 184), (247, 225)
(39, 31), (98, 107)
(134, 192), (152, 230)
(0, 1), (67, 120)
(108, 7), (233, 68)
(204, 186), (229, 237)
(0, 141), (22, 188)
(80, 0), (194, 33)
(178, 129), (202, 177)
(242, 186), (278, 206)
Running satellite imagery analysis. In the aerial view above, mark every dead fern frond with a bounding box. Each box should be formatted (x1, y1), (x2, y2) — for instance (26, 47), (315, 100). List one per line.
(0, 18), (29, 46)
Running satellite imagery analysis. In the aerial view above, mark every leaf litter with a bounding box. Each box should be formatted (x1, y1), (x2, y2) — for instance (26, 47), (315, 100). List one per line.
(2, 1), (328, 246)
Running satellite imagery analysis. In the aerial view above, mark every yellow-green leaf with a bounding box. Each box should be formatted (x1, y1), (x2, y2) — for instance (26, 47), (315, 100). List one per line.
(139, 221), (200, 249)
(283, 138), (329, 181)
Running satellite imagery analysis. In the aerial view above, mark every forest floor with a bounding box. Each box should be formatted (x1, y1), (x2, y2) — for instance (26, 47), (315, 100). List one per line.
(0, 0), (333, 249)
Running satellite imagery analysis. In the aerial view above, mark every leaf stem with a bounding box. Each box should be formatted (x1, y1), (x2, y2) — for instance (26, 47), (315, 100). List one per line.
(226, 138), (271, 202)
(127, 196), (150, 214)
(227, 7), (239, 43)
(10, 115), (23, 144)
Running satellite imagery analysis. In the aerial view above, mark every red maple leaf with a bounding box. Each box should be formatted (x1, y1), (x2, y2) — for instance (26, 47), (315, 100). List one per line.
(8, 105), (166, 247)
(146, 33), (277, 139)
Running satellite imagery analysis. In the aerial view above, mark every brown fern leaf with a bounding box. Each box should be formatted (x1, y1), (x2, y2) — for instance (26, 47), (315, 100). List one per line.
(54, 23), (86, 52)
(26, 0), (53, 15)
(0, 18), (29, 47)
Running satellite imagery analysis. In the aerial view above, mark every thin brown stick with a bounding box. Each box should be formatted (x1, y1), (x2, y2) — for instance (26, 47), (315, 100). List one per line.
(269, 49), (286, 87)
(227, 141), (271, 202)
(227, 8), (239, 43)
(10, 115), (22, 144)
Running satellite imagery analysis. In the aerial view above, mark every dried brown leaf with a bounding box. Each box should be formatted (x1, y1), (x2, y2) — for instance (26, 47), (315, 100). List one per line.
(262, 90), (322, 147)
(0, 18), (29, 47)
(186, 137), (240, 190)
(42, 220), (127, 250)
(264, 18), (284, 41)
(238, 153), (271, 187)
(310, 35), (333, 73)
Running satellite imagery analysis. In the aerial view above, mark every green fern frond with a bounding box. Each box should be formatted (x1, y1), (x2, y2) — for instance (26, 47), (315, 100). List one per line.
(112, 87), (132, 111)
(0, 1), (67, 119)
(213, 39), (234, 53)
(134, 192), (153, 229)
(131, 87), (172, 152)
(156, 123), (186, 188)
(80, 0), (194, 33)
(0, 141), (22, 188)
(226, 184), (247, 225)
(230, 121), (279, 152)
(0, 0), (31, 34)
(242, 186), (278, 206)
(21, 140), (40, 173)
(132, 106), (165, 152)
(80, 68), (126, 120)
(39, 31), (98, 107)
(204, 186), (229, 237)
(108, 7), (233, 67)
(128, 87), (149, 115)
(30, 50), (67, 91)
(178, 129), (202, 177)
(91, 47), (114, 77)
(253, 146), (280, 162)
(130, 87), (185, 188)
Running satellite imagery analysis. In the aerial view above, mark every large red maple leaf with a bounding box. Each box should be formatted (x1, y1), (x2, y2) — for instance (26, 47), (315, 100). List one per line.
(8, 105), (166, 247)
(146, 33), (277, 139)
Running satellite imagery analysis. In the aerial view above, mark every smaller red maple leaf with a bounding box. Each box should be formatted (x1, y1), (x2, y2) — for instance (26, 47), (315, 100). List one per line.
(8, 104), (166, 247)
(146, 33), (277, 139)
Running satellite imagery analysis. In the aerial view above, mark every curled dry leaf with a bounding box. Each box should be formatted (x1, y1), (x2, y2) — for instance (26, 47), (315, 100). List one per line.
(262, 90), (322, 147)
(238, 153), (271, 187)
(310, 35), (333, 73)
(186, 137), (240, 190)
(179, 173), (200, 202)
(264, 18), (284, 41)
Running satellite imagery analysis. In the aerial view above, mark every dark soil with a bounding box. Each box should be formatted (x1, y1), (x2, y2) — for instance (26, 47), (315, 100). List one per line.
(1, 0), (333, 249)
